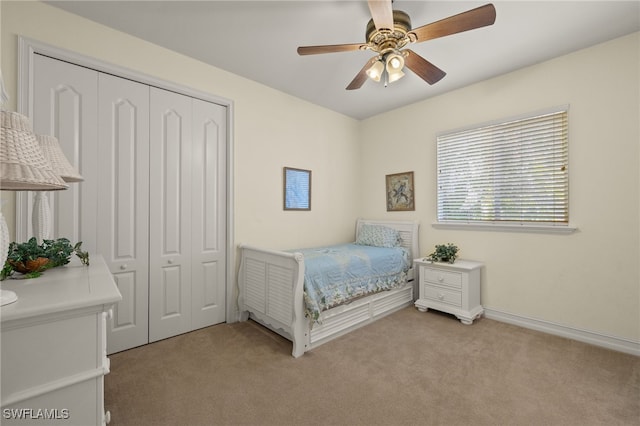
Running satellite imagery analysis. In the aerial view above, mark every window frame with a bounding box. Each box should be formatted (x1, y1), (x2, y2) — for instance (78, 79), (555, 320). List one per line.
(433, 106), (576, 234)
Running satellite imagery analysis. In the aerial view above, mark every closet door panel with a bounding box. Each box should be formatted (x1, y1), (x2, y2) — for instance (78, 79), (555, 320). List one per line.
(149, 88), (192, 342)
(191, 99), (227, 329)
(31, 54), (98, 252)
(97, 73), (150, 354)
(160, 111), (182, 254)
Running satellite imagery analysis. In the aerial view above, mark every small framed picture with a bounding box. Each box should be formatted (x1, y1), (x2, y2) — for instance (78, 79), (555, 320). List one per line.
(386, 171), (415, 211)
(283, 167), (311, 210)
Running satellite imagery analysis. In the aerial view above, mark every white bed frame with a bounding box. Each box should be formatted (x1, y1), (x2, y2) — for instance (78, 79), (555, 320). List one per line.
(237, 219), (420, 357)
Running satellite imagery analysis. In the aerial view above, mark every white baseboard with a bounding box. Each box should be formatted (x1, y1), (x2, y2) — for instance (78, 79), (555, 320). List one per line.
(483, 307), (640, 357)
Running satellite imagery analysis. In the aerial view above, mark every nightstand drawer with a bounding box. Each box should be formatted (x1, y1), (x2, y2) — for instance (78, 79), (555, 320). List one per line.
(423, 285), (462, 307)
(422, 267), (462, 289)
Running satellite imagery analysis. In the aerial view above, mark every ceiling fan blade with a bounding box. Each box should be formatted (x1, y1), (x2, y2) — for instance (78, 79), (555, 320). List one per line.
(368, 0), (394, 31)
(346, 57), (378, 90)
(297, 43), (365, 55)
(404, 49), (446, 85)
(411, 3), (496, 43)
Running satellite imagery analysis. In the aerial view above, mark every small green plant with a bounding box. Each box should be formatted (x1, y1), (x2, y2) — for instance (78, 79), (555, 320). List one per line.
(425, 243), (459, 264)
(1, 237), (89, 280)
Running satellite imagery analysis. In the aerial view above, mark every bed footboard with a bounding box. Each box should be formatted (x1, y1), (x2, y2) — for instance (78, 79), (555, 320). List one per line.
(237, 244), (308, 357)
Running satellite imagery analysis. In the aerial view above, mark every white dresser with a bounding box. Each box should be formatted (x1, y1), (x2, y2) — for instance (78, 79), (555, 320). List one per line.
(1, 256), (121, 425)
(414, 258), (484, 325)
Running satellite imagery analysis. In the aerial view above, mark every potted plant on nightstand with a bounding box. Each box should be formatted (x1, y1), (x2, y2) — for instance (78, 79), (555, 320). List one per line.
(425, 243), (459, 264)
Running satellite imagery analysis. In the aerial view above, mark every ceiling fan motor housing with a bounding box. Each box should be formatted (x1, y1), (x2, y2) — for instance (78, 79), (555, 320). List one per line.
(366, 10), (413, 54)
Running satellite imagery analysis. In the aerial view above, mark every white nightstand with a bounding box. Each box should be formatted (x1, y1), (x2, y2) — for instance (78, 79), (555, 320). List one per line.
(414, 258), (484, 325)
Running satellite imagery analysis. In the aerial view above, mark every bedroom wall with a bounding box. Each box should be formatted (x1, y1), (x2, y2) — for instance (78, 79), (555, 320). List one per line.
(2, 2), (638, 350)
(0, 1), (361, 250)
(359, 32), (640, 344)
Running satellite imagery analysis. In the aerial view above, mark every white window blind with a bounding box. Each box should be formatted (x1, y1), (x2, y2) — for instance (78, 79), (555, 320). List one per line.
(437, 107), (568, 226)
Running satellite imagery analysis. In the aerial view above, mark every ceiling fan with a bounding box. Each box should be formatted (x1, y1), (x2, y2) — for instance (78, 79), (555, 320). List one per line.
(297, 1), (496, 90)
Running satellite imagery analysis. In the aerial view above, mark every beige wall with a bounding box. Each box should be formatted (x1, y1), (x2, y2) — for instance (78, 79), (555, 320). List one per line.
(0, 1), (361, 250)
(360, 33), (640, 341)
(2, 2), (638, 343)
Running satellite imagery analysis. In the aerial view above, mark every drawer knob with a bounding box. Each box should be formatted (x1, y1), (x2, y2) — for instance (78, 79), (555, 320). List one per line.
(438, 293), (444, 301)
(438, 275), (444, 282)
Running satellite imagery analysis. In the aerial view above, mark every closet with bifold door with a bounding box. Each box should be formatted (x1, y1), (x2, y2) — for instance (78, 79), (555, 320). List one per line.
(25, 53), (227, 354)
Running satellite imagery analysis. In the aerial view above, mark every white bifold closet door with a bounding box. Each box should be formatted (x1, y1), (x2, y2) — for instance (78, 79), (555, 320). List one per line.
(148, 89), (192, 342)
(27, 53), (227, 354)
(190, 97), (226, 331)
(97, 73), (150, 354)
(31, 55), (98, 253)
(148, 89), (227, 342)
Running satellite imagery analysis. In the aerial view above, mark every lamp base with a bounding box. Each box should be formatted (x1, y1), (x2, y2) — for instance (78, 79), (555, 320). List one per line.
(0, 288), (17, 306)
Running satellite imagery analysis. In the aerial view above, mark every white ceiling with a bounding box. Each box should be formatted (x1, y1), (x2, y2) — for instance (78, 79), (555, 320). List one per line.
(45, 1), (640, 120)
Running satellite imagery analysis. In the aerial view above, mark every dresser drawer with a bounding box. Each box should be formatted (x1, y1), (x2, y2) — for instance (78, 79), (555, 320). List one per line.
(423, 285), (462, 307)
(1, 313), (99, 397)
(421, 267), (462, 289)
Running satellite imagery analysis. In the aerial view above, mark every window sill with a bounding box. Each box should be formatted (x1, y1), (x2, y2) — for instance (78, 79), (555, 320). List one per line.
(432, 222), (578, 234)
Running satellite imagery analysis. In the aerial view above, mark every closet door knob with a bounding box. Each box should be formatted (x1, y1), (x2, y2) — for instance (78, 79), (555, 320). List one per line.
(120, 264), (127, 270)
(167, 259), (174, 264)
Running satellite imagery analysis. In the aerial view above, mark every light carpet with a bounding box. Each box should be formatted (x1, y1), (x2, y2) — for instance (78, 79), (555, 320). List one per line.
(105, 307), (640, 426)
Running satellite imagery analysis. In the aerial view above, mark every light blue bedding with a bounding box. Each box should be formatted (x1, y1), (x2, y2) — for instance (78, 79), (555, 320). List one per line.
(292, 243), (410, 323)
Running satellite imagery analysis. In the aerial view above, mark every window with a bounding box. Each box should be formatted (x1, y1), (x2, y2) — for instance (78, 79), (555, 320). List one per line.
(436, 107), (569, 231)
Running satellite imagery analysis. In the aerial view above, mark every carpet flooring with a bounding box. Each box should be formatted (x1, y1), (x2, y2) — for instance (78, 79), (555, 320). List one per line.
(105, 307), (640, 426)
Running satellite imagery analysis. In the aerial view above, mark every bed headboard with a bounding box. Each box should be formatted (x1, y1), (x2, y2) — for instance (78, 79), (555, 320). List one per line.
(355, 219), (420, 262)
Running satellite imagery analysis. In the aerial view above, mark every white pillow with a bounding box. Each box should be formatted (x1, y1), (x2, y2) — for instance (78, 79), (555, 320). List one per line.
(355, 224), (401, 248)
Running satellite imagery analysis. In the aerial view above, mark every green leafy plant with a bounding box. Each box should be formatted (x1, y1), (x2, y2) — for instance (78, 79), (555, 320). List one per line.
(1, 237), (89, 280)
(425, 243), (459, 264)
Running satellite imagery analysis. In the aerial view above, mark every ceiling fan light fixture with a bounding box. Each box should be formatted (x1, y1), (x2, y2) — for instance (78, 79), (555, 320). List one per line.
(387, 67), (405, 83)
(386, 53), (404, 71)
(385, 52), (405, 83)
(299, 2), (498, 91)
(365, 59), (385, 82)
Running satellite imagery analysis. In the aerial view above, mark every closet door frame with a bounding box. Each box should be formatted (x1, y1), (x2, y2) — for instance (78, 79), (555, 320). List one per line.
(16, 36), (238, 324)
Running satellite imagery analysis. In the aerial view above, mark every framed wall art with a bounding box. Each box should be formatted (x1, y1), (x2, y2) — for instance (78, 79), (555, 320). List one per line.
(283, 167), (311, 210)
(386, 171), (414, 211)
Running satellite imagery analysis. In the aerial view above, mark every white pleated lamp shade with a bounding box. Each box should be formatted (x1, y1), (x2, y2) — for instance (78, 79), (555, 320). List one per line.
(36, 134), (83, 182)
(0, 110), (68, 190)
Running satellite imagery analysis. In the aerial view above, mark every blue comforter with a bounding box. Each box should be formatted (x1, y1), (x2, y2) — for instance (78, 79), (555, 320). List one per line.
(293, 243), (410, 323)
